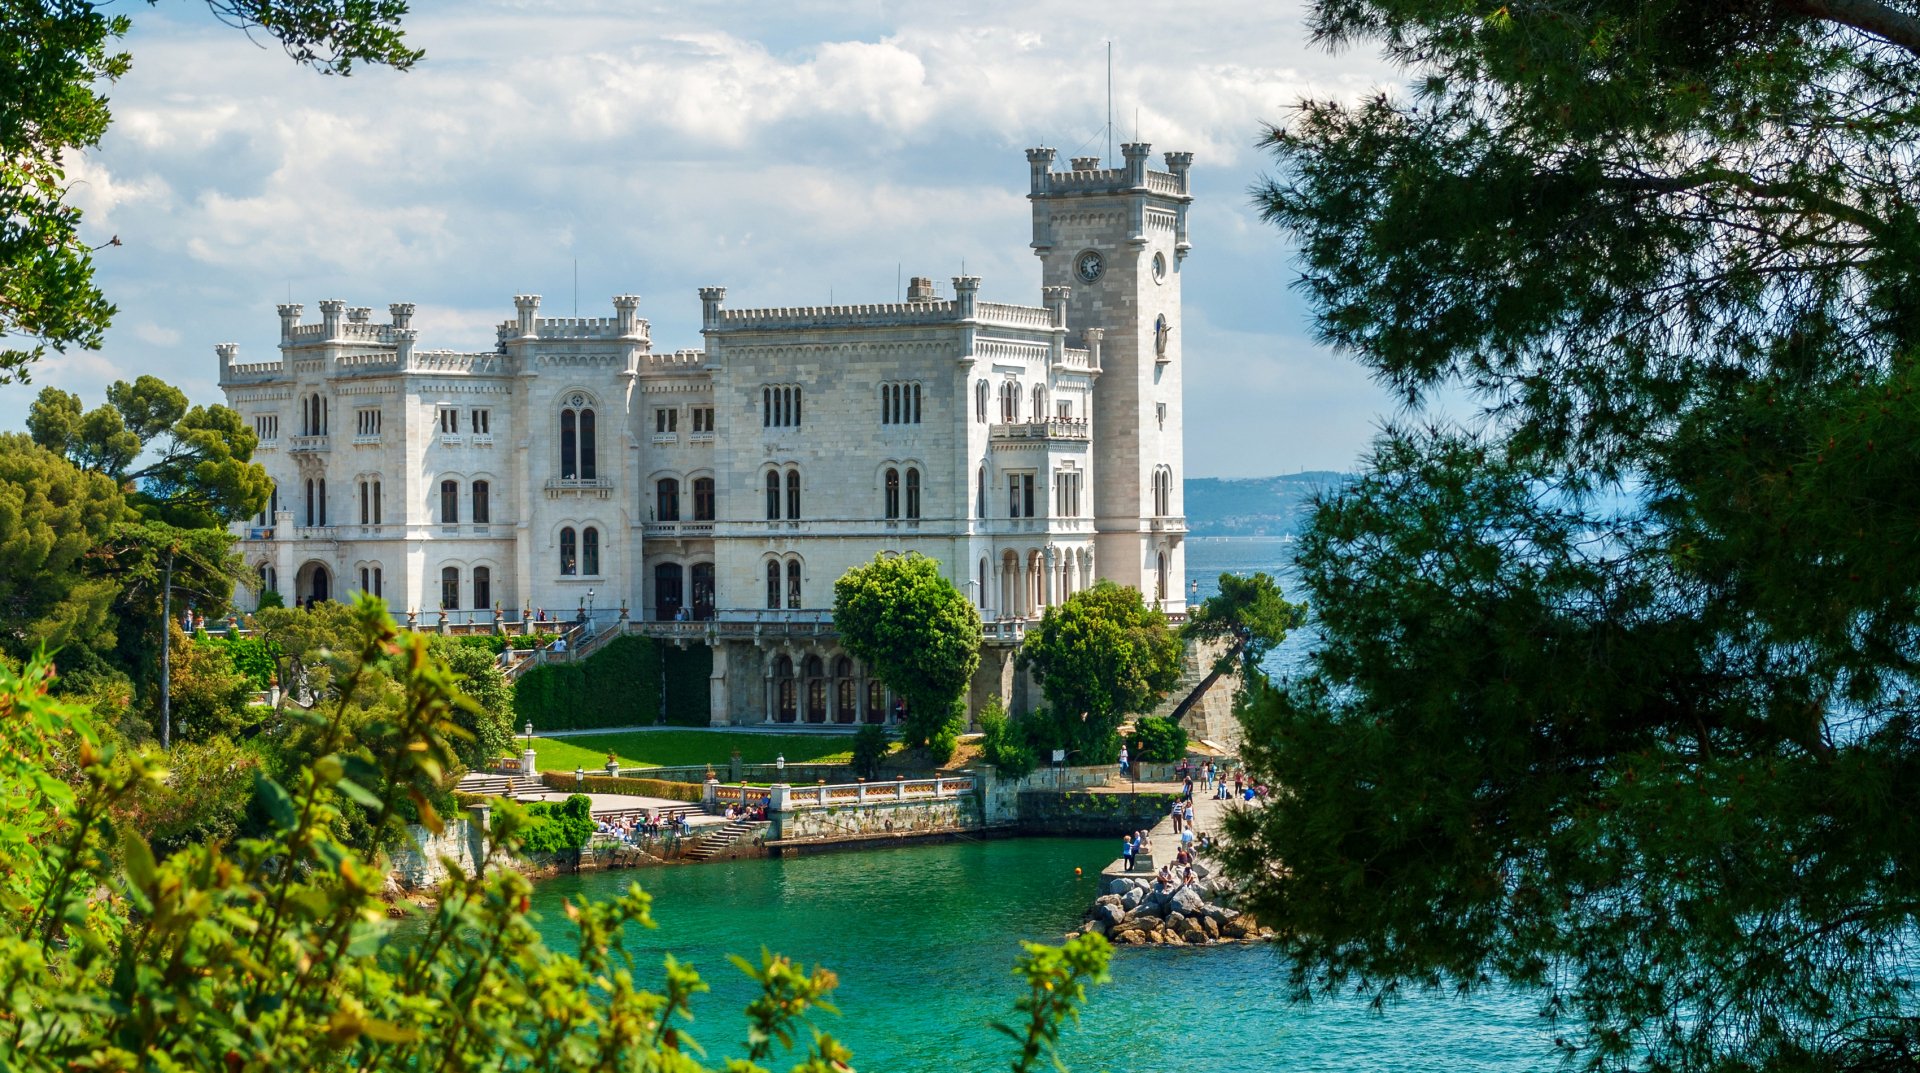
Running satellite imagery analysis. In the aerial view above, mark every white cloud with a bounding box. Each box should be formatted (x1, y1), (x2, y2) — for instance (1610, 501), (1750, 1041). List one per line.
(1, 0), (1402, 476)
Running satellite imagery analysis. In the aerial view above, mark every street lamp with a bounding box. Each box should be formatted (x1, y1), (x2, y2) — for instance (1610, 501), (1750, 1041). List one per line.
(587, 587), (595, 619)
(776, 753), (786, 778)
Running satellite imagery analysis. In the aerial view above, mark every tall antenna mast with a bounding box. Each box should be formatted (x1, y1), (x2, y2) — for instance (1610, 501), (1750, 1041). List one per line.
(1107, 42), (1114, 165)
(573, 258), (579, 316)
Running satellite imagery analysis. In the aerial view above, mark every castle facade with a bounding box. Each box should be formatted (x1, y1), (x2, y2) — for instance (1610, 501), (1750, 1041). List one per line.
(218, 144), (1193, 725)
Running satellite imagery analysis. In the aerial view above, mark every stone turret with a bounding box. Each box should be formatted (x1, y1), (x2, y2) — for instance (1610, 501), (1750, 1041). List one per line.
(215, 342), (237, 379)
(698, 287), (727, 330)
(1121, 142), (1151, 187)
(346, 306), (372, 324)
(277, 303), (303, 342)
(1082, 326), (1105, 371)
(1025, 147), (1057, 195)
(952, 276), (980, 320)
(906, 276), (936, 301)
(613, 294), (642, 338)
(394, 328), (418, 366)
(319, 299), (345, 339)
(1070, 156), (1102, 171)
(389, 302), (415, 329)
(514, 295), (540, 338)
(1043, 285), (1071, 328)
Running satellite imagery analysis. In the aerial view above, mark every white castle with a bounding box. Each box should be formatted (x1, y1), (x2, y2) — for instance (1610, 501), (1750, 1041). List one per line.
(218, 144), (1192, 725)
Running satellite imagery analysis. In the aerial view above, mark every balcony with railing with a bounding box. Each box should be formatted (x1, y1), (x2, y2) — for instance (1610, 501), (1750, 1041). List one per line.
(989, 418), (1091, 444)
(544, 476), (614, 499)
(288, 434), (329, 453)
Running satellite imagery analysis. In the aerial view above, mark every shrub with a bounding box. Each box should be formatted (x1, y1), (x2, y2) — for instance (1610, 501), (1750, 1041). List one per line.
(978, 701), (1037, 779)
(850, 724), (889, 780)
(519, 793), (594, 854)
(538, 771), (705, 804)
(662, 643), (712, 725)
(1132, 715), (1189, 763)
(211, 633), (278, 689)
(255, 588), (284, 609)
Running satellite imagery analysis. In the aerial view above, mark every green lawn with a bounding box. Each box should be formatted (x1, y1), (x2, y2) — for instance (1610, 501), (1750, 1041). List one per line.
(530, 731), (860, 773)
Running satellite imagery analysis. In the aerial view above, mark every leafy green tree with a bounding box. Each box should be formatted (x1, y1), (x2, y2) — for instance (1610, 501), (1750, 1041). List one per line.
(850, 723), (890, 780)
(1236, 2), (1920, 1070)
(427, 634), (514, 772)
(976, 700), (1037, 779)
(0, 597), (1112, 1072)
(1174, 571), (1306, 724)
(1128, 715), (1187, 764)
(30, 377), (272, 526)
(832, 553), (983, 754)
(1019, 581), (1181, 764)
(0, 432), (123, 662)
(2, 0), (420, 383)
(252, 599), (368, 710)
(169, 625), (255, 741)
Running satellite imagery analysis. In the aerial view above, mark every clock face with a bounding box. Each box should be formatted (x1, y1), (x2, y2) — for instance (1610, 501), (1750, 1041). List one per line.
(1152, 252), (1167, 283)
(1076, 250), (1105, 283)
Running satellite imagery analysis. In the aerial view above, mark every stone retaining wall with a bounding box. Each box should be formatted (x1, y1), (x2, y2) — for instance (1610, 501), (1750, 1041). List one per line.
(769, 796), (976, 842)
(1015, 791), (1183, 837)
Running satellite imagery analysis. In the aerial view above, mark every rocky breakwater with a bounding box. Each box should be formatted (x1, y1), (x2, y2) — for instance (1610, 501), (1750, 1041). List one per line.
(1069, 874), (1271, 947)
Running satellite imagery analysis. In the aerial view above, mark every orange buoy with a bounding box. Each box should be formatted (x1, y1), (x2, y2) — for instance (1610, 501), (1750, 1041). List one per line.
(1074, 867), (1083, 875)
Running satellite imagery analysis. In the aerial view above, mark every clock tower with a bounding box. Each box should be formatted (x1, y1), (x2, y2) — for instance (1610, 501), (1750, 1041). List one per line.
(1025, 143), (1193, 611)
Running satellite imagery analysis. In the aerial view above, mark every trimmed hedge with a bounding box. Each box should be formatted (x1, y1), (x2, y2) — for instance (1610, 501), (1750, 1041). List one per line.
(513, 634), (663, 731)
(538, 771), (705, 804)
(519, 794), (594, 854)
(661, 643), (712, 726)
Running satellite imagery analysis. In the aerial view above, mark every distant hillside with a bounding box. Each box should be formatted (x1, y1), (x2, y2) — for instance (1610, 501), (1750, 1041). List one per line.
(1183, 472), (1349, 537)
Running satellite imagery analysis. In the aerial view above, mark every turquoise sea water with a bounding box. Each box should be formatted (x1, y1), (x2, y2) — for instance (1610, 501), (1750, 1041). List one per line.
(521, 537), (1556, 1070)
(529, 839), (1554, 1073)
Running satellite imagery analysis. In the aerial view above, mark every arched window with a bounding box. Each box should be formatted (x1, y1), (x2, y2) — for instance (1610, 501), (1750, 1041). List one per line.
(472, 480), (490, 524)
(805, 655), (826, 723)
(304, 479), (315, 526)
(1156, 551), (1169, 601)
(371, 481), (380, 523)
(834, 657), (856, 723)
(975, 380), (989, 423)
(474, 566), (492, 609)
(865, 679), (886, 723)
(765, 470), (781, 520)
(657, 478), (680, 522)
(905, 468), (921, 520)
(440, 566), (460, 610)
(1000, 381), (1019, 423)
(884, 468), (900, 519)
(691, 562), (715, 619)
(775, 655), (797, 722)
(317, 479), (326, 525)
(786, 468), (800, 520)
(582, 527), (600, 575)
(978, 558), (988, 610)
(978, 466), (987, 519)
(881, 384), (893, 425)
(763, 387), (773, 427)
(578, 409), (597, 479)
(766, 560), (781, 609)
(786, 559), (801, 609)
(560, 409), (577, 479)
(1032, 383), (1047, 420)
(693, 477), (715, 521)
(440, 479), (458, 524)
(912, 382), (921, 423)
(560, 527), (577, 575)
(654, 562), (684, 620)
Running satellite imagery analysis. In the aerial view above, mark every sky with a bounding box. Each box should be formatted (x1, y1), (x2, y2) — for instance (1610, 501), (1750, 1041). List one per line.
(9, 0), (1409, 477)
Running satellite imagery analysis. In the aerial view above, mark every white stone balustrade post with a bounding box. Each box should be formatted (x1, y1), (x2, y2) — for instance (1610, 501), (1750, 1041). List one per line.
(895, 778), (906, 802)
(857, 781), (866, 804)
(704, 778), (719, 811)
(817, 784), (827, 806)
(934, 777), (946, 797)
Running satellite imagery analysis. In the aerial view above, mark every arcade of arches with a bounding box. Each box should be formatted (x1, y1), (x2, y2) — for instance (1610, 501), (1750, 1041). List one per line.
(764, 649), (904, 725)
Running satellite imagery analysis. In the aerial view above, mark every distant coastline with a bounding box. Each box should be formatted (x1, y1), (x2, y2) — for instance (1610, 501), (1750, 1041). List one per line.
(1183, 472), (1349, 537)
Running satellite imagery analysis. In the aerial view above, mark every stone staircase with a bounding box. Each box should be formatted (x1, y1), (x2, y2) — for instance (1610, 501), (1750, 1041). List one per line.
(454, 772), (537, 797)
(681, 820), (763, 861)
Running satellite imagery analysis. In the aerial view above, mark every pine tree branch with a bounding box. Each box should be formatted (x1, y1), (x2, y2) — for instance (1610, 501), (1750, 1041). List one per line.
(1788, 0), (1920, 58)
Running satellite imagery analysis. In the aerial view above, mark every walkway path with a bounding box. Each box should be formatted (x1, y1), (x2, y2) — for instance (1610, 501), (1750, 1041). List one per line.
(1098, 778), (1234, 884)
(538, 724), (869, 738)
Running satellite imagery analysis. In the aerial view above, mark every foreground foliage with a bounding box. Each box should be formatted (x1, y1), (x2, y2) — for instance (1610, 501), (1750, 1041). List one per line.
(1, 597), (1112, 1071)
(1236, 1), (1920, 1070)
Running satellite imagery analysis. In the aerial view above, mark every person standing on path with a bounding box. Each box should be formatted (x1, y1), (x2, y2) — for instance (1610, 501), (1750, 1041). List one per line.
(1121, 833), (1136, 871)
(1171, 799), (1183, 835)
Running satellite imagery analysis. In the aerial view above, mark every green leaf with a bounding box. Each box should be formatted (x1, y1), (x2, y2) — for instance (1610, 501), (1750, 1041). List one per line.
(256, 774), (297, 831)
